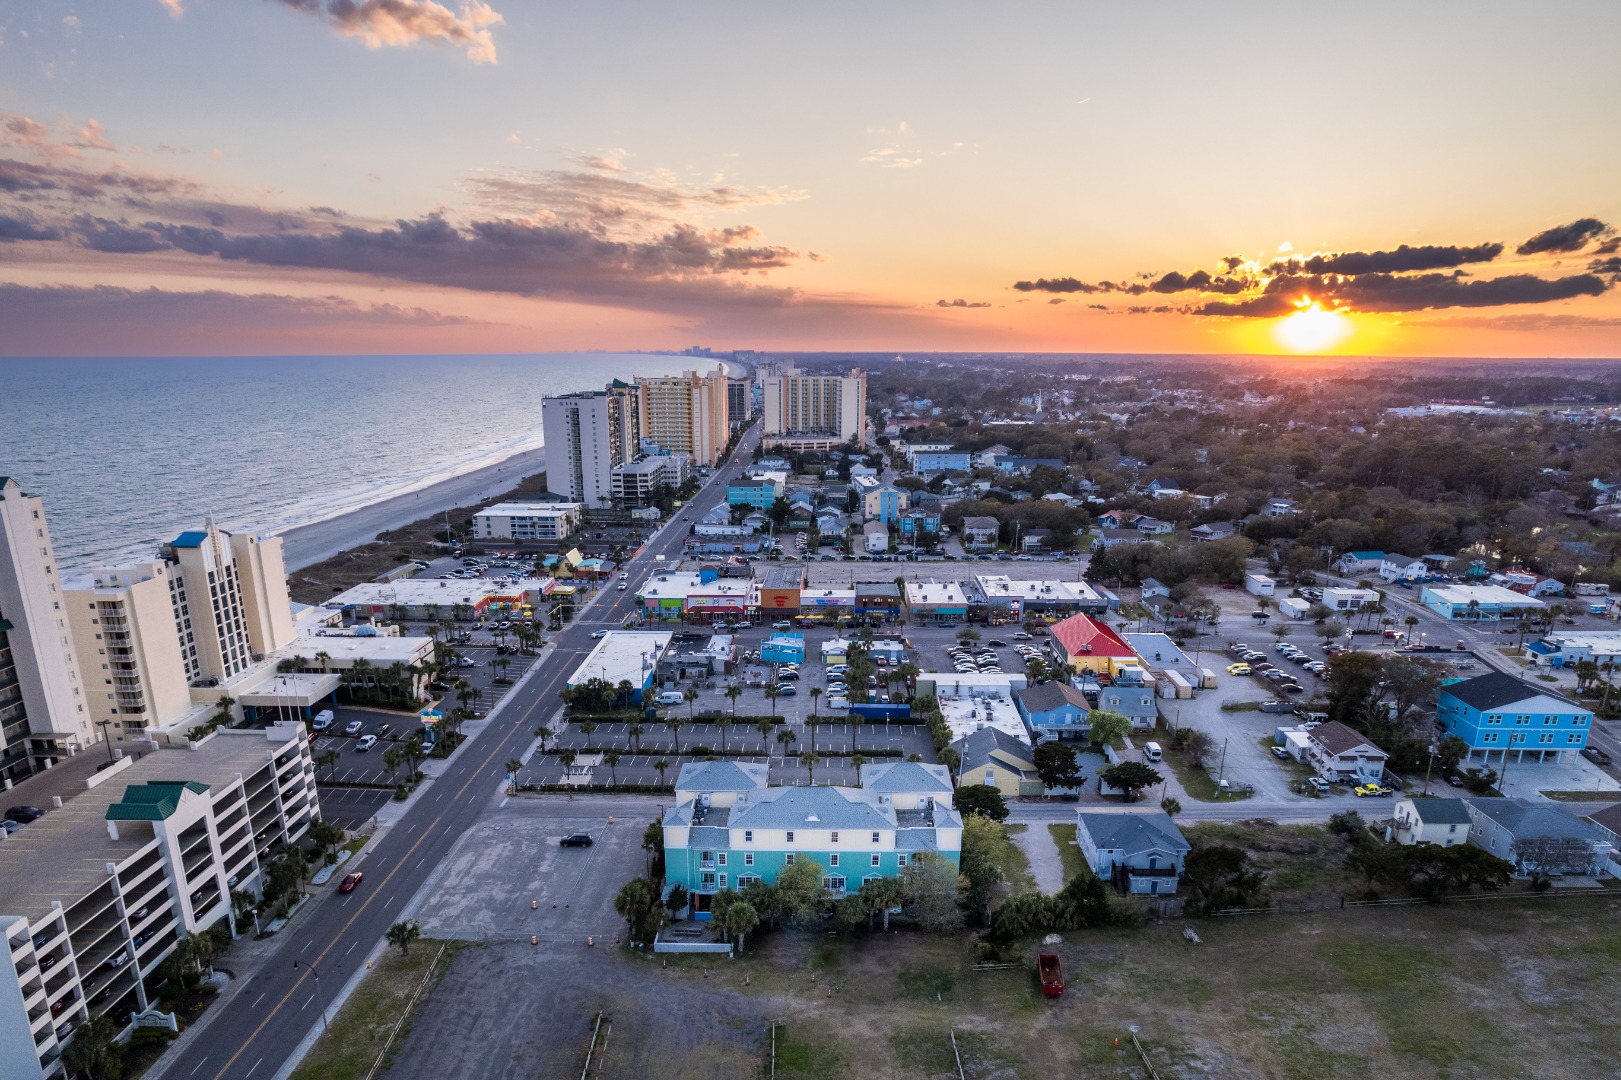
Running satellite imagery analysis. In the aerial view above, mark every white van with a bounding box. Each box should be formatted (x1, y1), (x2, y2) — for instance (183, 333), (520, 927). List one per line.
(1143, 741), (1163, 762)
(311, 710), (335, 731)
(654, 691), (686, 707)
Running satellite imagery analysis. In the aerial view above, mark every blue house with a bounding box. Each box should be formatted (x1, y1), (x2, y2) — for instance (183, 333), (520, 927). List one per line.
(727, 474), (785, 509)
(1075, 810), (1191, 896)
(1437, 671), (1591, 764)
(1013, 681), (1091, 742)
(910, 450), (972, 474)
(897, 507), (941, 539)
(662, 761), (961, 919)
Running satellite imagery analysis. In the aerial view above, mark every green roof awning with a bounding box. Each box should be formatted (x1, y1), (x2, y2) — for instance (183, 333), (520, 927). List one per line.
(105, 780), (210, 821)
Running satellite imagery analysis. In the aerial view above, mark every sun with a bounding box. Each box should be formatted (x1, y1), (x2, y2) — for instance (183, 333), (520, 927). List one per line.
(1274, 300), (1353, 353)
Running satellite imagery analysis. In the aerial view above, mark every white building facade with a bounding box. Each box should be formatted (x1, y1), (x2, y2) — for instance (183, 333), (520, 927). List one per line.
(761, 369), (867, 449)
(541, 383), (640, 509)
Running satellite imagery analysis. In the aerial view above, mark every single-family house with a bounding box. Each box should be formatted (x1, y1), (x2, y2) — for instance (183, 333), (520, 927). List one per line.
(814, 506), (849, 536)
(1378, 554), (1429, 583)
(1093, 527), (1145, 550)
(863, 520), (890, 554)
(998, 456), (1067, 476)
(1134, 516), (1174, 536)
(1074, 810), (1191, 896)
(742, 510), (772, 533)
(1264, 499), (1301, 517)
(1304, 720), (1389, 783)
(1436, 671), (1590, 763)
(950, 727), (1042, 797)
(1140, 578), (1171, 602)
(961, 516), (1001, 551)
(1334, 550), (1385, 576)
(1462, 797), (1614, 877)
(1020, 528), (1052, 553)
(1390, 797), (1472, 847)
(1013, 681), (1091, 742)
(1092, 670), (1158, 730)
(1096, 509), (1129, 529)
(1190, 522), (1238, 543)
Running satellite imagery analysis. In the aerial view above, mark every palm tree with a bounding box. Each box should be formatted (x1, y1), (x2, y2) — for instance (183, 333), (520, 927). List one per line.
(386, 919), (421, 959)
(764, 681), (782, 716)
(757, 719), (774, 754)
(604, 749), (621, 786)
(533, 724), (553, 752)
(893, 661), (920, 702)
(505, 757), (524, 794)
(800, 750), (820, 784)
(809, 685), (823, 719)
(850, 751), (867, 786)
(715, 714), (732, 753)
(665, 715), (684, 754)
(383, 745), (406, 784)
(314, 651), (332, 674)
(559, 747), (578, 786)
(684, 685), (701, 725)
(725, 683), (742, 720)
(578, 718), (599, 746)
(654, 757), (671, 787)
(628, 723), (645, 754)
(776, 727), (797, 758)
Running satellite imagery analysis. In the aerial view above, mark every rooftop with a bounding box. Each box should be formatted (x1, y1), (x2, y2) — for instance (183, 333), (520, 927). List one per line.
(1423, 583), (1546, 608)
(1441, 671), (1581, 713)
(1014, 681), (1091, 714)
(0, 726), (304, 921)
(1403, 797), (1473, 826)
(1308, 720), (1386, 758)
(675, 760), (768, 793)
(1466, 797), (1609, 842)
(938, 694), (1029, 743)
(1051, 613), (1136, 659)
(476, 501), (582, 517)
(1075, 810), (1191, 856)
(567, 631), (672, 689)
(861, 761), (953, 795)
(728, 786), (894, 832)
(325, 576), (550, 609)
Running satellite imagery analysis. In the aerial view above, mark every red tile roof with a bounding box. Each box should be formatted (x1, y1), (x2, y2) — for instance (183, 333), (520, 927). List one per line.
(1051, 614), (1136, 659)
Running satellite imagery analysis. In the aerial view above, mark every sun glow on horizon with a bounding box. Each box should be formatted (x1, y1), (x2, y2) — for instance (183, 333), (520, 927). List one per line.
(1274, 300), (1354, 353)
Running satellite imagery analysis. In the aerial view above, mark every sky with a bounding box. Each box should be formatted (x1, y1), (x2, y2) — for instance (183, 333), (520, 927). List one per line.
(1, 0), (1619, 358)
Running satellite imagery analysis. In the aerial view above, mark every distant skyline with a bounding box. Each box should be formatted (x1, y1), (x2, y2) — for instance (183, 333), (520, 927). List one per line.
(2, 1), (1618, 357)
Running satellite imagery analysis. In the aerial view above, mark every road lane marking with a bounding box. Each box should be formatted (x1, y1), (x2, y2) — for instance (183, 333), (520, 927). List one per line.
(244, 1059), (262, 1078)
(189, 1057), (209, 1075)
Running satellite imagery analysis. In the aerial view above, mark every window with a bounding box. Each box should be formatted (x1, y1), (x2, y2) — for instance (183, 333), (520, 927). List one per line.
(871, 854), (881, 867)
(1486, 715), (1501, 725)
(743, 829), (753, 843)
(830, 832), (839, 844)
(739, 874), (760, 888)
(823, 876), (846, 893)
(1575, 716), (1588, 726)
(718, 853), (727, 866)
(1539, 733), (1553, 744)
(983, 769), (995, 784)
(744, 853), (754, 866)
(785, 853), (795, 865)
(1483, 733), (1499, 744)
(1515, 716), (1529, 725)
(1569, 733), (1582, 743)
(718, 873), (727, 888)
(897, 854), (908, 867)
(829, 854), (839, 867)
(871, 831), (880, 844)
(785, 830), (794, 843)
(1544, 717), (1557, 725)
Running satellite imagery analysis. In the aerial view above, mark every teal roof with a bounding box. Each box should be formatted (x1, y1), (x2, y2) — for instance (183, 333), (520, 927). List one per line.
(105, 780), (210, 821)
(172, 530), (208, 548)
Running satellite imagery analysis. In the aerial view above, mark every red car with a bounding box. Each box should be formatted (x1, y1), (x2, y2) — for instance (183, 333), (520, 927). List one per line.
(338, 872), (363, 893)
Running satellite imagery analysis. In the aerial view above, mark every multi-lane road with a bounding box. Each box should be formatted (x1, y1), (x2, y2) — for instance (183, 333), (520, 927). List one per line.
(161, 427), (759, 1080)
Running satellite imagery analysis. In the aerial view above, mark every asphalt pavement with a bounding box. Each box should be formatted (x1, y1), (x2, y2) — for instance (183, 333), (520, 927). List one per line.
(157, 425), (760, 1080)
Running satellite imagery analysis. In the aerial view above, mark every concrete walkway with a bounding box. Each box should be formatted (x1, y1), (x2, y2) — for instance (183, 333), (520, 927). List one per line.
(1011, 821), (1065, 893)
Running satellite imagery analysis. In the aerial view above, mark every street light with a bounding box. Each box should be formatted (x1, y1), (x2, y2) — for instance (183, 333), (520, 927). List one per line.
(293, 959), (330, 1034)
(95, 718), (116, 763)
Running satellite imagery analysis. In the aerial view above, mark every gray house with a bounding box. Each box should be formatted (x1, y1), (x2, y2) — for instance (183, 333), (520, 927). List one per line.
(1463, 797), (1615, 877)
(1075, 810), (1191, 895)
(1092, 670), (1158, 731)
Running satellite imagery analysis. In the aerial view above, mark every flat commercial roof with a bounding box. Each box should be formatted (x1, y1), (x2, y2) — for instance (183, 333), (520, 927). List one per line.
(289, 631), (434, 665)
(939, 695), (1029, 743)
(477, 501), (581, 517)
(974, 575), (1103, 603)
(0, 726), (303, 922)
(1424, 584), (1546, 608)
(638, 573), (751, 602)
(568, 631), (673, 689)
(326, 576), (550, 608)
(905, 581), (967, 607)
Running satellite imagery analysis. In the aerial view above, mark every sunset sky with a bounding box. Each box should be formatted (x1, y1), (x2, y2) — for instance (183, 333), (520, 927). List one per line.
(2, 1), (1618, 357)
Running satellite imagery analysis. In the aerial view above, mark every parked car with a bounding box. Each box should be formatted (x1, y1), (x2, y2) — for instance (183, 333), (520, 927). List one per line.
(1269, 745), (1291, 759)
(560, 834), (594, 848)
(776, 685), (798, 696)
(654, 691), (686, 706)
(1307, 777), (1331, 793)
(4, 805), (44, 824)
(1354, 783), (1394, 798)
(1581, 746), (1614, 767)
(311, 710), (335, 731)
(1226, 663), (1251, 675)
(343, 720), (364, 736)
(356, 734), (378, 752)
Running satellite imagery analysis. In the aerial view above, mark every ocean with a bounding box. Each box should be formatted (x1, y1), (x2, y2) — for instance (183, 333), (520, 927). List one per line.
(0, 354), (723, 574)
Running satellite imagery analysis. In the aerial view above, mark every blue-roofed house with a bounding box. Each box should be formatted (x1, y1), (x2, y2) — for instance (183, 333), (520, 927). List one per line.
(1013, 682), (1091, 742)
(1075, 810), (1191, 895)
(661, 761), (962, 919)
(1436, 671), (1591, 764)
(1335, 550), (1385, 575)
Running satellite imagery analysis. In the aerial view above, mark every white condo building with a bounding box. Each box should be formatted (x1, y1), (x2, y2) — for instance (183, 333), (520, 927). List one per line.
(540, 382), (640, 509)
(0, 477), (91, 784)
(0, 724), (316, 1080)
(637, 370), (730, 467)
(761, 369), (867, 449)
(472, 502), (583, 543)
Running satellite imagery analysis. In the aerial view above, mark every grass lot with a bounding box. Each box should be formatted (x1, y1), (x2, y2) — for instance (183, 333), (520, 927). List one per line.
(995, 824), (1038, 895)
(1540, 790), (1621, 802)
(1184, 820), (1365, 910)
(1048, 822), (1089, 882)
(290, 940), (463, 1080)
(1154, 723), (1252, 802)
(720, 895), (1621, 1079)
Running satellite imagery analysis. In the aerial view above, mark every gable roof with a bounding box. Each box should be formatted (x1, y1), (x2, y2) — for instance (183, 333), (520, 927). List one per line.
(1051, 613), (1136, 660)
(728, 785), (893, 831)
(861, 761), (953, 794)
(674, 760), (768, 793)
(1308, 720), (1386, 757)
(1466, 797), (1608, 842)
(1014, 681), (1091, 715)
(962, 516), (1000, 530)
(1586, 802), (1621, 840)
(1441, 671), (1581, 713)
(950, 726), (1035, 774)
(1404, 797), (1472, 826)
(105, 780), (210, 821)
(1076, 810), (1191, 856)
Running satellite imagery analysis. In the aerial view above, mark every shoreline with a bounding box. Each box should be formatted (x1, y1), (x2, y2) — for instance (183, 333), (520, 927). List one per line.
(279, 445), (548, 571)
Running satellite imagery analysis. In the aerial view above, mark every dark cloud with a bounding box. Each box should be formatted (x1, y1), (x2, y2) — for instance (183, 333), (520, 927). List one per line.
(1516, 217), (1610, 255)
(1269, 242), (1502, 276)
(1195, 270), (1609, 317)
(1595, 237), (1621, 256)
(75, 215), (171, 253)
(0, 156), (198, 200)
(1049, 298), (1066, 305)
(936, 298), (990, 308)
(270, 0), (504, 64)
(1588, 256), (1621, 280)
(1220, 255), (1244, 271)
(0, 213), (60, 241)
(466, 167), (803, 228)
(1012, 276), (1104, 294)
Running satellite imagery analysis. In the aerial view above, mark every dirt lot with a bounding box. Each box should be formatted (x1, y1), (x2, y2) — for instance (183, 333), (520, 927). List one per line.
(288, 469), (549, 605)
(387, 890), (1621, 1080)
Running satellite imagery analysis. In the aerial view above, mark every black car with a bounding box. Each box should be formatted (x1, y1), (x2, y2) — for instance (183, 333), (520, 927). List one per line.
(560, 834), (594, 848)
(1581, 746), (1614, 767)
(4, 806), (44, 824)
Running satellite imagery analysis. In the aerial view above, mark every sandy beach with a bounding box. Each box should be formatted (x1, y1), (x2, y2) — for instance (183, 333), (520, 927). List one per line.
(279, 445), (548, 571)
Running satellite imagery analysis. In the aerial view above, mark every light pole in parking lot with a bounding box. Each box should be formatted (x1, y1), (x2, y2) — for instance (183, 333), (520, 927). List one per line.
(293, 959), (329, 1033)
